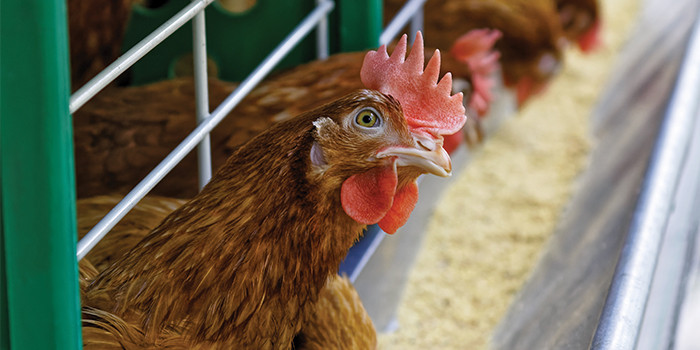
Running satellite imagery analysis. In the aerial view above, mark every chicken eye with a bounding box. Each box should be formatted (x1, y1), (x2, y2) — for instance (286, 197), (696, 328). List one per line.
(355, 109), (380, 128)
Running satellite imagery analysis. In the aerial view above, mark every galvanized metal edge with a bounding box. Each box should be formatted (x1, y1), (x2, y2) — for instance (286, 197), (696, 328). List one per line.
(590, 7), (700, 349)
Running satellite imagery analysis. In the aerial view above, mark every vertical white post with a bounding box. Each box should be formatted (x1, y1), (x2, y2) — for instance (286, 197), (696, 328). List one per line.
(316, 0), (330, 60)
(192, 2), (212, 190)
(409, 1), (424, 43)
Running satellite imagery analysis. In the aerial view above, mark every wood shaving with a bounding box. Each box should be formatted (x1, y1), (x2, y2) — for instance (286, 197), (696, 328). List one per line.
(378, 0), (640, 348)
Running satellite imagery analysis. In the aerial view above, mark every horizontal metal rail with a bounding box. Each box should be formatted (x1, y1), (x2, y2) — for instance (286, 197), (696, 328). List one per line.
(77, 0), (336, 260)
(591, 7), (700, 350)
(68, 0), (215, 114)
(379, 0), (427, 45)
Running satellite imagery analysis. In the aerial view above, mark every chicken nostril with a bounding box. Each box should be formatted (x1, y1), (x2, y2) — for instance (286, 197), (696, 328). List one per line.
(416, 138), (437, 151)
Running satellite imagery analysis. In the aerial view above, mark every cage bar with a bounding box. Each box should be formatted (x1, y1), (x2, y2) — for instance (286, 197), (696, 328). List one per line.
(316, 0), (330, 60)
(409, 2), (424, 42)
(77, 0), (336, 260)
(192, 1), (213, 190)
(380, 0), (427, 45)
(69, 0), (215, 114)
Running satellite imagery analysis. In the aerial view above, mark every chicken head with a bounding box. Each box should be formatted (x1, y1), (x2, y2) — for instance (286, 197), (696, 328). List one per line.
(322, 31), (467, 234)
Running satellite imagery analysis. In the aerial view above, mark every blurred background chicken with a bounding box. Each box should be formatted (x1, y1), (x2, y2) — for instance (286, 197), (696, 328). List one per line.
(73, 29), (499, 199)
(66, 0), (135, 90)
(556, 0), (601, 52)
(78, 34), (465, 348)
(385, 0), (566, 106)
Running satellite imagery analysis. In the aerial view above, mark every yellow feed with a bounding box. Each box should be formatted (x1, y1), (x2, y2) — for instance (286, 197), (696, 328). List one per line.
(378, 0), (641, 348)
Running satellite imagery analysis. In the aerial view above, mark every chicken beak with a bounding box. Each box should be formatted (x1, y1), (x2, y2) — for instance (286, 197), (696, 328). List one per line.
(378, 135), (452, 177)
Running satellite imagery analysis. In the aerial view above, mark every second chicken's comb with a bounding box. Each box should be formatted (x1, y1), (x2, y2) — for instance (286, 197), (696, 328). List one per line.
(361, 32), (466, 136)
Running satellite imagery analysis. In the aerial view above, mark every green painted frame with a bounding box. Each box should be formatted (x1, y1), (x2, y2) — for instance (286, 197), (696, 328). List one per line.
(122, 0), (382, 85)
(1, 0), (82, 349)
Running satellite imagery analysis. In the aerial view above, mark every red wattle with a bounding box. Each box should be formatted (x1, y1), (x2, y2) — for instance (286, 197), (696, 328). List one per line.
(378, 182), (419, 234)
(516, 77), (534, 107)
(578, 19), (601, 53)
(443, 131), (464, 155)
(341, 166), (398, 225)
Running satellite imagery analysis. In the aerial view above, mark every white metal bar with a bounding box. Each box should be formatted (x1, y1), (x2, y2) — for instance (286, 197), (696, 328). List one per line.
(409, 2), (424, 43)
(77, 0), (336, 260)
(315, 0), (329, 60)
(69, 0), (215, 114)
(591, 8), (700, 349)
(379, 0), (427, 46)
(192, 2), (212, 190)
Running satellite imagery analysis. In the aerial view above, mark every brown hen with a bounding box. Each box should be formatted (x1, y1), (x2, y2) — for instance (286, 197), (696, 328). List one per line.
(78, 34), (465, 349)
(77, 195), (185, 271)
(555, 0), (601, 52)
(67, 0), (134, 90)
(293, 275), (377, 350)
(386, 0), (566, 106)
(77, 197), (376, 350)
(73, 31), (499, 199)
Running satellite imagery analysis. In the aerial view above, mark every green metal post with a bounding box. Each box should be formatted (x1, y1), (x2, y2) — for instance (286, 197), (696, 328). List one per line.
(1, 194), (8, 349)
(336, 0), (382, 52)
(1, 0), (82, 348)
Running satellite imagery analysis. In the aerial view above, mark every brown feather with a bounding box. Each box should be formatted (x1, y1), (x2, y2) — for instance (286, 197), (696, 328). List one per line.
(294, 275), (377, 350)
(67, 0), (134, 90)
(78, 195), (185, 271)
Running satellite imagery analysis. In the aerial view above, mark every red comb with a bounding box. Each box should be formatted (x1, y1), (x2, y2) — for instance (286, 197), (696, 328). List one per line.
(361, 32), (466, 136)
(578, 19), (601, 53)
(450, 29), (502, 76)
(449, 29), (502, 117)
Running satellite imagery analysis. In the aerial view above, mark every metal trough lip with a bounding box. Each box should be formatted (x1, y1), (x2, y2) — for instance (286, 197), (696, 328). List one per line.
(591, 7), (700, 349)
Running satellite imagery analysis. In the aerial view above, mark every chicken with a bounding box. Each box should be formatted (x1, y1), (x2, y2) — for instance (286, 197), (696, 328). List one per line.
(293, 275), (377, 350)
(77, 195), (185, 271)
(77, 197), (376, 349)
(73, 29), (499, 199)
(385, 0), (565, 106)
(67, 0), (134, 90)
(555, 0), (601, 52)
(79, 32), (465, 348)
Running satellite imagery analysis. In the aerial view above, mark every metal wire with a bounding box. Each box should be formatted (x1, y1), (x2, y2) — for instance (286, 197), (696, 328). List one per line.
(590, 8), (700, 349)
(316, 0), (329, 60)
(192, 2), (212, 190)
(69, 0), (215, 114)
(77, 0), (336, 260)
(409, 2), (424, 43)
(379, 0), (427, 46)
